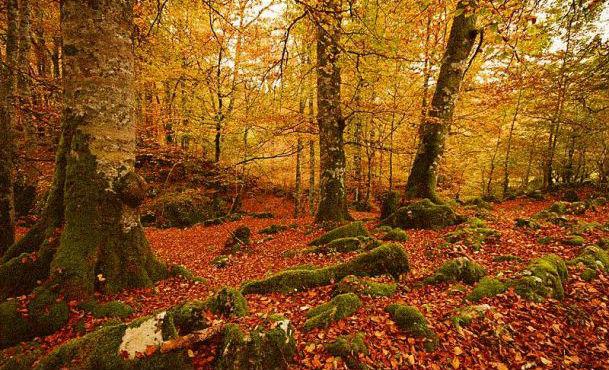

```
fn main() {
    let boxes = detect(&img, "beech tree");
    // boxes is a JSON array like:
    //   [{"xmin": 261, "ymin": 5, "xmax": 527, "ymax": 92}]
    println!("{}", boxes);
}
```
[
  {"xmin": 0, "ymin": 0, "xmax": 169, "ymax": 346},
  {"xmin": 314, "ymin": 0, "xmax": 349, "ymax": 222},
  {"xmin": 405, "ymin": 0, "xmax": 480, "ymax": 202}
]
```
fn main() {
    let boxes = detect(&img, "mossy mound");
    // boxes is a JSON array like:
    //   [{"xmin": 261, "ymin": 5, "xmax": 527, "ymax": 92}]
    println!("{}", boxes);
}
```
[
  {"xmin": 309, "ymin": 222, "xmax": 369, "ymax": 246},
  {"xmin": 514, "ymin": 254, "xmax": 568, "ymax": 302},
  {"xmin": 384, "ymin": 199, "xmax": 460, "ymax": 230},
  {"xmin": 570, "ymin": 245, "xmax": 609, "ymax": 278},
  {"xmin": 215, "ymin": 317, "xmax": 296, "ymax": 370},
  {"xmin": 385, "ymin": 304, "xmax": 437, "ymax": 351},
  {"xmin": 1, "ymin": 287, "xmax": 71, "ymax": 349},
  {"xmin": 562, "ymin": 189, "xmax": 580, "ymax": 202},
  {"xmin": 451, "ymin": 304, "xmax": 491, "ymax": 329},
  {"xmin": 444, "ymin": 218, "xmax": 500, "ymax": 251},
  {"xmin": 492, "ymin": 255, "xmax": 523, "ymax": 263},
  {"xmin": 241, "ymin": 244, "xmax": 409, "ymax": 294},
  {"xmin": 541, "ymin": 201, "xmax": 589, "ymax": 217},
  {"xmin": 0, "ymin": 344, "xmax": 43, "ymax": 370},
  {"xmin": 515, "ymin": 218, "xmax": 540, "ymax": 229},
  {"xmin": 80, "ymin": 300, "xmax": 134, "ymax": 318},
  {"xmin": 303, "ymin": 293, "xmax": 362, "ymax": 331},
  {"xmin": 538, "ymin": 236, "xmax": 553, "ymax": 244},
  {"xmin": 223, "ymin": 226, "xmax": 251, "ymax": 254},
  {"xmin": 148, "ymin": 190, "xmax": 218, "ymax": 228},
  {"xmin": 259, "ymin": 225, "xmax": 289, "ymax": 235},
  {"xmin": 334, "ymin": 275, "xmax": 397, "ymax": 297},
  {"xmin": 463, "ymin": 197, "xmax": 492, "ymax": 210},
  {"xmin": 382, "ymin": 228, "xmax": 408, "ymax": 242},
  {"xmin": 424, "ymin": 257, "xmax": 486, "ymax": 285},
  {"xmin": 205, "ymin": 287, "xmax": 248, "ymax": 318},
  {"xmin": 466, "ymin": 277, "xmax": 509, "ymax": 302},
  {"xmin": 34, "ymin": 304, "xmax": 205, "ymax": 369},
  {"xmin": 526, "ymin": 190, "xmax": 545, "ymax": 200},
  {"xmin": 211, "ymin": 255, "xmax": 230, "ymax": 268},
  {"xmin": 564, "ymin": 235, "xmax": 585, "ymax": 246},
  {"xmin": 380, "ymin": 191, "xmax": 400, "ymax": 221},
  {"xmin": 306, "ymin": 237, "xmax": 363, "ymax": 254},
  {"xmin": 325, "ymin": 332, "xmax": 369, "ymax": 369}
]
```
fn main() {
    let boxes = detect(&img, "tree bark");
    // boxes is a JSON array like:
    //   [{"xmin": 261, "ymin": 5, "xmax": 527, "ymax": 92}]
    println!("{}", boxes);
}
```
[
  {"xmin": 502, "ymin": 88, "xmax": 522, "ymax": 198},
  {"xmin": 315, "ymin": 0, "xmax": 349, "ymax": 222},
  {"xmin": 0, "ymin": 0, "xmax": 19, "ymax": 254},
  {"xmin": 18, "ymin": 0, "xmax": 37, "ymax": 179},
  {"xmin": 405, "ymin": 0, "xmax": 479, "ymax": 202}
]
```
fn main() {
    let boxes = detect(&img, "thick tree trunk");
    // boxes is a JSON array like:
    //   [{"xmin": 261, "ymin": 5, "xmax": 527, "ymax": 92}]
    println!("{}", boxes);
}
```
[
  {"xmin": 0, "ymin": 0, "xmax": 19, "ymax": 254},
  {"xmin": 405, "ymin": 0, "xmax": 478, "ymax": 202},
  {"xmin": 315, "ymin": 0, "xmax": 349, "ymax": 222},
  {"xmin": 53, "ymin": 0, "xmax": 167, "ymax": 298}
]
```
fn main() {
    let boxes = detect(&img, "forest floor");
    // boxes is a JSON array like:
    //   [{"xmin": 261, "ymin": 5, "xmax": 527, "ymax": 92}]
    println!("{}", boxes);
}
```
[{"xmin": 7, "ymin": 191, "xmax": 609, "ymax": 369}]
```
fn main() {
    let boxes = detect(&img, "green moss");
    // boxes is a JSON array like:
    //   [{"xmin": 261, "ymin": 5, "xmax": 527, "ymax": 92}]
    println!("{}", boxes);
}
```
[
  {"xmin": 492, "ymin": 255, "xmax": 523, "ymax": 262},
  {"xmin": 325, "ymin": 332, "xmax": 368, "ymax": 369},
  {"xmin": 149, "ymin": 190, "xmax": 214, "ymax": 228},
  {"xmin": 169, "ymin": 265, "xmax": 206, "ymax": 282},
  {"xmin": 385, "ymin": 304, "xmax": 437, "ymax": 351},
  {"xmin": 424, "ymin": 257, "xmax": 486, "ymax": 285},
  {"xmin": 374, "ymin": 225, "xmax": 393, "ymax": 234},
  {"xmin": 444, "ymin": 219, "xmax": 500, "ymax": 251},
  {"xmin": 334, "ymin": 275, "xmax": 397, "ymax": 297},
  {"xmin": 384, "ymin": 199, "xmax": 459, "ymax": 230},
  {"xmin": 514, "ymin": 254, "xmax": 568, "ymax": 302},
  {"xmin": 309, "ymin": 222, "xmax": 369, "ymax": 246},
  {"xmin": 241, "ymin": 244, "xmax": 409, "ymax": 294},
  {"xmin": 382, "ymin": 228, "xmax": 408, "ymax": 242},
  {"xmin": 380, "ymin": 191, "xmax": 400, "ymax": 221},
  {"xmin": 463, "ymin": 198, "xmax": 492, "ymax": 210},
  {"xmin": 28, "ymin": 288, "xmax": 69, "ymax": 339},
  {"xmin": 0, "ymin": 344, "xmax": 43, "ymax": 370},
  {"xmin": 303, "ymin": 293, "xmax": 362, "ymax": 331},
  {"xmin": 538, "ymin": 236, "xmax": 553, "ymax": 244},
  {"xmin": 570, "ymin": 245, "xmax": 609, "ymax": 274},
  {"xmin": 549, "ymin": 201, "xmax": 568, "ymax": 214},
  {"xmin": 581, "ymin": 268, "xmax": 597, "ymax": 281},
  {"xmin": 223, "ymin": 226, "xmax": 251, "ymax": 254},
  {"xmin": 205, "ymin": 287, "xmax": 248, "ymax": 318},
  {"xmin": 451, "ymin": 304, "xmax": 491, "ymax": 329},
  {"xmin": 215, "ymin": 320, "xmax": 296, "ymax": 370},
  {"xmin": 0, "ymin": 301, "xmax": 32, "ymax": 349},
  {"xmin": 515, "ymin": 218, "xmax": 540, "ymax": 229},
  {"xmin": 466, "ymin": 277, "xmax": 508, "ymax": 302},
  {"xmin": 306, "ymin": 237, "xmax": 362, "ymax": 254},
  {"xmin": 564, "ymin": 235, "xmax": 585, "ymax": 246},
  {"xmin": 259, "ymin": 225, "xmax": 289, "ymax": 235},
  {"xmin": 80, "ymin": 300, "xmax": 133, "ymax": 318},
  {"xmin": 211, "ymin": 255, "xmax": 230, "ymax": 268}
]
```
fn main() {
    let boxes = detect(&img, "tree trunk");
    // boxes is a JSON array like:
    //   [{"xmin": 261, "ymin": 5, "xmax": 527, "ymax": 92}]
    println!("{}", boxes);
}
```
[
  {"xmin": 309, "ymin": 139, "xmax": 316, "ymax": 215},
  {"xmin": 1, "ymin": 0, "xmax": 167, "ymax": 301},
  {"xmin": 405, "ymin": 0, "xmax": 478, "ymax": 202},
  {"xmin": 487, "ymin": 131, "xmax": 502, "ymax": 196},
  {"xmin": 0, "ymin": 0, "xmax": 19, "ymax": 254},
  {"xmin": 294, "ymin": 137, "xmax": 303, "ymax": 218},
  {"xmin": 314, "ymin": 0, "xmax": 349, "ymax": 222},
  {"xmin": 502, "ymin": 89, "xmax": 522, "ymax": 198}
]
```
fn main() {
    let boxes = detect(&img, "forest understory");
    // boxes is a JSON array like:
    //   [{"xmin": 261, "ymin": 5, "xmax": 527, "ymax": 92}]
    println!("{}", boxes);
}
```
[{"xmin": 3, "ymin": 185, "xmax": 608, "ymax": 369}]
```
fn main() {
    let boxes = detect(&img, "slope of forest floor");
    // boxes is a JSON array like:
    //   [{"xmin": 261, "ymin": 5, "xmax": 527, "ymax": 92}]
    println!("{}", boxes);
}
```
[{"xmin": 5, "ymin": 191, "xmax": 609, "ymax": 369}]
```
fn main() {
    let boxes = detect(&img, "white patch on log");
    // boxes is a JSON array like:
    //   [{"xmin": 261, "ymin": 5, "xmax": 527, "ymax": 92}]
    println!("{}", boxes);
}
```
[{"xmin": 119, "ymin": 311, "xmax": 166, "ymax": 359}]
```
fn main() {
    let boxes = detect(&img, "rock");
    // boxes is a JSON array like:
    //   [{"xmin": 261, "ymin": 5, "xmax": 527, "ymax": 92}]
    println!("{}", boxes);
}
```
[
  {"xmin": 385, "ymin": 304, "xmax": 438, "ymax": 351},
  {"xmin": 466, "ymin": 277, "xmax": 508, "ymax": 302},
  {"xmin": 309, "ymin": 222, "xmax": 369, "ymax": 246},
  {"xmin": 424, "ymin": 257, "xmax": 486, "ymax": 285},
  {"xmin": 384, "ymin": 199, "xmax": 460, "ymax": 230},
  {"xmin": 303, "ymin": 293, "xmax": 362, "ymax": 331}
]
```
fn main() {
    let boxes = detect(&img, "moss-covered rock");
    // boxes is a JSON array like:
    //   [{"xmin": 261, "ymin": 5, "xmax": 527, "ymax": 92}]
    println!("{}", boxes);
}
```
[
  {"xmin": 451, "ymin": 304, "xmax": 491, "ymax": 329},
  {"xmin": 259, "ymin": 225, "xmax": 289, "ymax": 235},
  {"xmin": 463, "ymin": 197, "xmax": 492, "ymax": 210},
  {"xmin": 169, "ymin": 264, "xmax": 206, "ymax": 282},
  {"xmin": 148, "ymin": 190, "xmax": 216, "ymax": 228},
  {"xmin": 466, "ymin": 277, "xmax": 509, "ymax": 302},
  {"xmin": 515, "ymin": 218, "xmax": 540, "ymax": 229},
  {"xmin": 492, "ymin": 255, "xmax": 523, "ymax": 263},
  {"xmin": 570, "ymin": 245, "xmax": 609, "ymax": 277},
  {"xmin": 241, "ymin": 244, "xmax": 409, "ymax": 294},
  {"xmin": 384, "ymin": 199, "xmax": 460, "ymax": 230},
  {"xmin": 205, "ymin": 287, "xmax": 248, "ymax": 318},
  {"xmin": 303, "ymin": 293, "xmax": 362, "ymax": 331},
  {"xmin": 80, "ymin": 300, "xmax": 134, "ymax": 318},
  {"xmin": 0, "ymin": 344, "xmax": 43, "ymax": 370},
  {"xmin": 514, "ymin": 254, "xmax": 568, "ymax": 302},
  {"xmin": 562, "ymin": 189, "xmax": 580, "ymax": 202},
  {"xmin": 538, "ymin": 236, "xmax": 553, "ymax": 245},
  {"xmin": 424, "ymin": 257, "xmax": 486, "ymax": 285},
  {"xmin": 309, "ymin": 222, "xmax": 369, "ymax": 246},
  {"xmin": 564, "ymin": 235, "xmax": 585, "ymax": 246},
  {"xmin": 211, "ymin": 255, "xmax": 230, "ymax": 268},
  {"xmin": 527, "ymin": 190, "xmax": 545, "ymax": 200},
  {"xmin": 334, "ymin": 275, "xmax": 397, "ymax": 297},
  {"xmin": 0, "ymin": 301, "xmax": 32, "ymax": 349},
  {"xmin": 382, "ymin": 228, "xmax": 408, "ymax": 242},
  {"xmin": 223, "ymin": 226, "xmax": 251, "ymax": 254},
  {"xmin": 215, "ymin": 317, "xmax": 296, "ymax": 370},
  {"xmin": 444, "ymin": 219, "xmax": 500, "ymax": 251},
  {"xmin": 306, "ymin": 237, "xmax": 363, "ymax": 254},
  {"xmin": 581, "ymin": 268, "xmax": 597, "ymax": 281},
  {"xmin": 380, "ymin": 191, "xmax": 400, "ymax": 221},
  {"xmin": 325, "ymin": 332, "xmax": 369, "ymax": 369},
  {"xmin": 385, "ymin": 304, "xmax": 437, "ymax": 351}
]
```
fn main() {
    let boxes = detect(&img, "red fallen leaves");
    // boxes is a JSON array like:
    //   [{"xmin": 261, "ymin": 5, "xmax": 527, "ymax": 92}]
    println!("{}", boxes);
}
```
[{"xmin": 5, "ymin": 192, "xmax": 609, "ymax": 369}]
